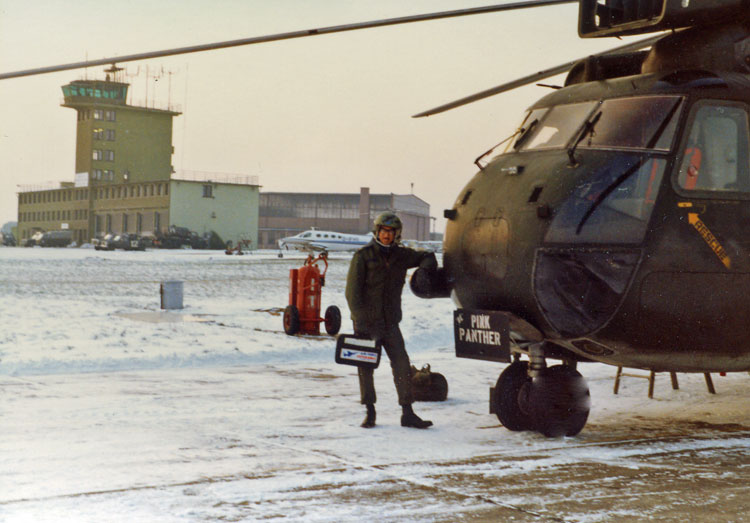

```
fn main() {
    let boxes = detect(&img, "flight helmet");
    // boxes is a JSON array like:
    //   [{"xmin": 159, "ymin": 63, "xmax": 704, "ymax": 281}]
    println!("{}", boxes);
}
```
[{"xmin": 373, "ymin": 211, "xmax": 402, "ymax": 244}]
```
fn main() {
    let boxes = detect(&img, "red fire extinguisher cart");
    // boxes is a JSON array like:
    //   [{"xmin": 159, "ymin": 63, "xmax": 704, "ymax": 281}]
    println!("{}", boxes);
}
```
[{"xmin": 283, "ymin": 253, "xmax": 341, "ymax": 336}]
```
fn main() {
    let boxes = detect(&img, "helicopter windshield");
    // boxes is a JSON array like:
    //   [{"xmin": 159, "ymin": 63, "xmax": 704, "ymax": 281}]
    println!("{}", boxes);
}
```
[
  {"xmin": 545, "ymin": 155, "xmax": 668, "ymax": 244},
  {"xmin": 580, "ymin": 96, "xmax": 682, "ymax": 151},
  {"xmin": 517, "ymin": 102, "xmax": 598, "ymax": 151},
  {"xmin": 515, "ymin": 96, "xmax": 683, "ymax": 153}
]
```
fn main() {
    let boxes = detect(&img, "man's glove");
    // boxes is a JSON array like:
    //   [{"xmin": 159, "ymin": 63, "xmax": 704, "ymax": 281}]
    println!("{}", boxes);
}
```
[{"xmin": 418, "ymin": 254, "xmax": 438, "ymax": 272}]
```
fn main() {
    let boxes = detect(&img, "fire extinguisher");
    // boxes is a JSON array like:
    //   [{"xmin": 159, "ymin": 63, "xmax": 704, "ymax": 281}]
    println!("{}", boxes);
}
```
[{"xmin": 283, "ymin": 253, "xmax": 341, "ymax": 336}]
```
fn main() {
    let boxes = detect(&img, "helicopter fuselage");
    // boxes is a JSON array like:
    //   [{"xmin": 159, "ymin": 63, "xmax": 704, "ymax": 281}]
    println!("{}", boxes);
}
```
[{"xmin": 444, "ymin": 70, "xmax": 750, "ymax": 373}]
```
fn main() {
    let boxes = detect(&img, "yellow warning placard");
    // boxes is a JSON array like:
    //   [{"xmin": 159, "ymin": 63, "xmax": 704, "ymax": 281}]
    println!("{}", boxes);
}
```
[{"xmin": 688, "ymin": 213, "xmax": 731, "ymax": 269}]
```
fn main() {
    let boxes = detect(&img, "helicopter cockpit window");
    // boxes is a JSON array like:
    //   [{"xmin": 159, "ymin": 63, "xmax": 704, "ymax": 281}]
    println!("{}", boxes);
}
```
[
  {"xmin": 581, "ymin": 96, "xmax": 683, "ymax": 152},
  {"xmin": 545, "ymin": 155, "xmax": 668, "ymax": 244},
  {"xmin": 676, "ymin": 103, "xmax": 750, "ymax": 193},
  {"xmin": 518, "ymin": 102, "xmax": 598, "ymax": 151}
]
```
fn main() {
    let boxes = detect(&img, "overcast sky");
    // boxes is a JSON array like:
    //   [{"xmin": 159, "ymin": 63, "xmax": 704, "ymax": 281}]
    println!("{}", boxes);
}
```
[{"xmin": 0, "ymin": 0, "xmax": 630, "ymax": 232}]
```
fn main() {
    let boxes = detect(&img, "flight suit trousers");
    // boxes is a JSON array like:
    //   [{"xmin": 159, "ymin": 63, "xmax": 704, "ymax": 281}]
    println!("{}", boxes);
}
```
[{"xmin": 357, "ymin": 323, "xmax": 414, "ymax": 406}]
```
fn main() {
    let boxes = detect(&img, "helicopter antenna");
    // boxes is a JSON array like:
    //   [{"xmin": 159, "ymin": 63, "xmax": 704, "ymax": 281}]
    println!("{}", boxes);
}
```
[{"xmin": 0, "ymin": 1, "xmax": 576, "ymax": 81}]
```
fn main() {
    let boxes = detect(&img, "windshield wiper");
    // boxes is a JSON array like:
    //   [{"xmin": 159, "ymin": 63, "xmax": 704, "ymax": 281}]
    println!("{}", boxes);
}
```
[
  {"xmin": 567, "ymin": 110, "xmax": 602, "ymax": 166},
  {"xmin": 574, "ymin": 99, "xmax": 682, "ymax": 234},
  {"xmin": 512, "ymin": 118, "xmax": 539, "ymax": 150},
  {"xmin": 575, "ymin": 159, "xmax": 643, "ymax": 235},
  {"xmin": 645, "ymin": 98, "xmax": 683, "ymax": 149}
]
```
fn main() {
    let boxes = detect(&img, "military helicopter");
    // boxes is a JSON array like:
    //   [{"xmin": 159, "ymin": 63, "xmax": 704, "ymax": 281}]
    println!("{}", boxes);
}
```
[
  {"xmin": 3, "ymin": 0, "xmax": 750, "ymax": 438},
  {"xmin": 410, "ymin": 0, "xmax": 750, "ymax": 437}
]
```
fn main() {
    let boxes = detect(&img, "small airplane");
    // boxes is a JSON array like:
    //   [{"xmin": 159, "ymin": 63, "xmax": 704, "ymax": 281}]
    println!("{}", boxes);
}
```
[{"xmin": 277, "ymin": 229, "xmax": 371, "ymax": 256}]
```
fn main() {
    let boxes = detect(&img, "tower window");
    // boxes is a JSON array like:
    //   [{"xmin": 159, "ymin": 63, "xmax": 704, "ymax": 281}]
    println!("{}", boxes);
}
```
[{"xmin": 203, "ymin": 185, "xmax": 213, "ymax": 198}]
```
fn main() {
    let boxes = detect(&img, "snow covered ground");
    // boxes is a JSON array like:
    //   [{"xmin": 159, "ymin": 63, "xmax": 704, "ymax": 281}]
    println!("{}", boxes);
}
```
[{"xmin": 1, "ymin": 247, "xmax": 749, "ymax": 522}]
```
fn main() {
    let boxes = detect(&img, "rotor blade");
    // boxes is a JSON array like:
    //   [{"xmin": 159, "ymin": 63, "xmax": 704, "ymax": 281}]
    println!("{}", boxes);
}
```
[
  {"xmin": 412, "ymin": 33, "xmax": 665, "ymax": 118},
  {"xmin": 0, "ymin": 0, "xmax": 576, "ymax": 81}
]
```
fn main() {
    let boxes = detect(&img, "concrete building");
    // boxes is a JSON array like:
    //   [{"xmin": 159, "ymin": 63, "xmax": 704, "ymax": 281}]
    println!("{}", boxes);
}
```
[
  {"xmin": 258, "ymin": 187, "xmax": 430, "ymax": 249},
  {"xmin": 16, "ymin": 70, "xmax": 259, "ymax": 248}
]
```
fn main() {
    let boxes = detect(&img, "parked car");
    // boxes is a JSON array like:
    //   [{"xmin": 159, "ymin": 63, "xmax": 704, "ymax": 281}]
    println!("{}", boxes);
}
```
[
  {"xmin": 123, "ymin": 234, "xmax": 148, "ymax": 251},
  {"xmin": 24, "ymin": 231, "xmax": 45, "ymax": 247},
  {"xmin": 0, "ymin": 232, "xmax": 16, "ymax": 246},
  {"xmin": 39, "ymin": 230, "xmax": 73, "ymax": 247},
  {"xmin": 96, "ymin": 233, "xmax": 117, "ymax": 251}
]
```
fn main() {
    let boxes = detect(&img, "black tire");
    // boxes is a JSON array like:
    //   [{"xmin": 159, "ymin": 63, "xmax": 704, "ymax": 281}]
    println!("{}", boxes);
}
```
[
  {"xmin": 283, "ymin": 305, "xmax": 300, "ymax": 335},
  {"xmin": 529, "ymin": 365, "xmax": 590, "ymax": 438},
  {"xmin": 493, "ymin": 361, "xmax": 535, "ymax": 431},
  {"xmin": 324, "ymin": 305, "xmax": 341, "ymax": 335}
]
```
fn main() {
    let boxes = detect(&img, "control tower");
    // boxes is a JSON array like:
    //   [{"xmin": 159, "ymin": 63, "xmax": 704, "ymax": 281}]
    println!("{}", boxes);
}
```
[{"xmin": 60, "ymin": 66, "xmax": 181, "ymax": 187}]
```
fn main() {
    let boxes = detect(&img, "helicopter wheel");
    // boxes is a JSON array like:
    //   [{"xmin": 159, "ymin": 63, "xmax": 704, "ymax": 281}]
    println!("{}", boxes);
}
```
[
  {"xmin": 526, "ymin": 365, "xmax": 590, "ymax": 438},
  {"xmin": 492, "ymin": 361, "xmax": 535, "ymax": 431}
]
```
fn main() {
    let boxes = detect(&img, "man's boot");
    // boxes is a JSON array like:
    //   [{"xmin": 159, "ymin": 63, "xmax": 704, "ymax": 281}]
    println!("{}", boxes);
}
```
[
  {"xmin": 401, "ymin": 404, "xmax": 432, "ymax": 429},
  {"xmin": 361, "ymin": 403, "xmax": 376, "ymax": 428}
]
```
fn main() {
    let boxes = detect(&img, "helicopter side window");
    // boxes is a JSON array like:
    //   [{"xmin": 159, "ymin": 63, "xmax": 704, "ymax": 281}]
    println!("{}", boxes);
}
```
[
  {"xmin": 519, "ymin": 102, "xmax": 598, "ymax": 151},
  {"xmin": 677, "ymin": 103, "xmax": 750, "ymax": 193}
]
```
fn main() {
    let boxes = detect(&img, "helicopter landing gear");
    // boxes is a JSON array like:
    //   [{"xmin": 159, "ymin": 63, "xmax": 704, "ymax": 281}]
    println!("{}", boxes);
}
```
[
  {"xmin": 492, "ymin": 360, "xmax": 534, "ymax": 431},
  {"xmin": 524, "ymin": 365, "xmax": 590, "ymax": 437},
  {"xmin": 494, "ymin": 344, "xmax": 591, "ymax": 437}
]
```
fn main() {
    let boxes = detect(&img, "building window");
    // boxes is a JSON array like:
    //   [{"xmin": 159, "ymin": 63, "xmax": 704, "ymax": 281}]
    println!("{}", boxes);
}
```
[
  {"xmin": 154, "ymin": 211, "xmax": 161, "ymax": 232},
  {"xmin": 106, "ymin": 129, "xmax": 115, "ymax": 141},
  {"xmin": 104, "ymin": 150, "xmax": 114, "ymax": 162},
  {"xmin": 106, "ymin": 214, "xmax": 112, "ymax": 233},
  {"xmin": 136, "ymin": 213, "xmax": 142, "ymax": 233},
  {"xmin": 93, "ymin": 128, "xmax": 104, "ymax": 140},
  {"xmin": 105, "ymin": 110, "xmax": 116, "ymax": 121},
  {"xmin": 202, "ymin": 184, "xmax": 213, "ymax": 198},
  {"xmin": 93, "ymin": 149, "xmax": 103, "ymax": 161},
  {"xmin": 123, "ymin": 213, "xmax": 128, "ymax": 233},
  {"xmin": 93, "ymin": 110, "xmax": 103, "ymax": 120}
]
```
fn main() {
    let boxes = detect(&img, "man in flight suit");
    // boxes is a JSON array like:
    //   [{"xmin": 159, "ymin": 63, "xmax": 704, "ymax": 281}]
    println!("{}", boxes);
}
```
[{"xmin": 345, "ymin": 211, "xmax": 437, "ymax": 429}]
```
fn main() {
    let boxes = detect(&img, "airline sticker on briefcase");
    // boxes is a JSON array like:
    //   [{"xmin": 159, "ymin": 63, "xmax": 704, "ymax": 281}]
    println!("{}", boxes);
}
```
[{"xmin": 335, "ymin": 334, "xmax": 382, "ymax": 369}]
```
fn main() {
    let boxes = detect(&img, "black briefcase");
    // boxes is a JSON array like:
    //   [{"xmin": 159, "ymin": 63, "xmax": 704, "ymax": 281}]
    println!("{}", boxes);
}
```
[{"xmin": 335, "ymin": 334, "xmax": 382, "ymax": 369}]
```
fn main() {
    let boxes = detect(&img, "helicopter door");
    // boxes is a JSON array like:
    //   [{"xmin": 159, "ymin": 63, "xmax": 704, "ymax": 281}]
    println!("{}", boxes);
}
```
[
  {"xmin": 673, "ymin": 101, "xmax": 750, "ymax": 266},
  {"xmin": 639, "ymin": 101, "xmax": 750, "ymax": 349}
]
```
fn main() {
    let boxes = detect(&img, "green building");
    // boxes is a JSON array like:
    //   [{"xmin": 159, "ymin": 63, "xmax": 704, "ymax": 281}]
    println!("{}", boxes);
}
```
[{"xmin": 16, "ymin": 71, "xmax": 259, "ymax": 248}]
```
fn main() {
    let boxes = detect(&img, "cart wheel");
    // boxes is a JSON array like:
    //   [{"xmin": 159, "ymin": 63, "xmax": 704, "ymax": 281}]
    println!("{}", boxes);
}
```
[
  {"xmin": 283, "ymin": 305, "xmax": 300, "ymax": 335},
  {"xmin": 324, "ymin": 305, "xmax": 341, "ymax": 335}
]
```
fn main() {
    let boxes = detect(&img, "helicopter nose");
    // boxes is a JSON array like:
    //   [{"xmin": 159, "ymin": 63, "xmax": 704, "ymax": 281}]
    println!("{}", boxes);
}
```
[{"xmin": 460, "ymin": 211, "xmax": 511, "ymax": 280}]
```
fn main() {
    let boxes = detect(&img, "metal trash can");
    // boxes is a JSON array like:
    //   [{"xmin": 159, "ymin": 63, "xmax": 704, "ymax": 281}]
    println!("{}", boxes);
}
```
[{"xmin": 160, "ymin": 280, "xmax": 184, "ymax": 310}]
